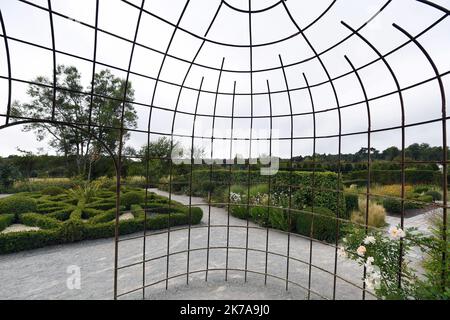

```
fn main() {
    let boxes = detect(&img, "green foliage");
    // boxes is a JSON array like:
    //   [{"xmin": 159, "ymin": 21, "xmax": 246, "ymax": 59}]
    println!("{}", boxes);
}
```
[
  {"xmin": 250, "ymin": 206, "xmax": 270, "ymax": 226},
  {"xmin": 0, "ymin": 162, "xmax": 21, "ymax": 190},
  {"xmin": 424, "ymin": 190, "xmax": 442, "ymax": 201},
  {"xmin": 296, "ymin": 207, "xmax": 337, "ymax": 243},
  {"xmin": 346, "ymin": 169, "xmax": 442, "ymax": 186},
  {"xmin": 415, "ymin": 216, "xmax": 450, "ymax": 300},
  {"xmin": 130, "ymin": 204, "xmax": 145, "ymax": 218},
  {"xmin": 268, "ymin": 207, "xmax": 290, "ymax": 232},
  {"xmin": 382, "ymin": 197, "xmax": 428, "ymax": 214},
  {"xmin": 85, "ymin": 199, "xmax": 116, "ymax": 211},
  {"xmin": 230, "ymin": 204, "xmax": 249, "ymax": 219},
  {"xmin": 41, "ymin": 186, "xmax": 66, "ymax": 196},
  {"xmin": 170, "ymin": 170, "xmax": 346, "ymax": 215},
  {"xmin": 11, "ymin": 65, "xmax": 137, "ymax": 178},
  {"xmin": 345, "ymin": 194, "xmax": 359, "ymax": 214},
  {"xmin": 46, "ymin": 207, "xmax": 74, "ymax": 221},
  {"xmin": 68, "ymin": 182, "xmax": 101, "ymax": 204},
  {"xmin": 417, "ymin": 195, "xmax": 433, "ymax": 203},
  {"xmin": 20, "ymin": 213, "xmax": 61, "ymax": 229},
  {"xmin": 413, "ymin": 186, "xmax": 430, "ymax": 194},
  {"xmin": 0, "ymin": 214, "xmax": 15, "ymax": 231},
  {"xmin": 0, "ymin": 187, "xmax": 203, "ymax": 254},
  {"xmin": 342, "ymin": 225, "xmax": 425, "ymax": 300},
  {"xmin": 0, "ymin": 229, "xmax": 60, "ymax": 254},
  {"xmin": 89, "ymin": 209, "xmax": 116, "ymax": 224},
  {"xmin": 0, "ymin": 196, "xmax": 37, "ymax": 216},
  {"xmin": 58, "ymin": 219, "xmax": 85, "ymax": 243},
  {"xmin": 121, "ymin": 191, "xmax": 144, "ymax": 209}
]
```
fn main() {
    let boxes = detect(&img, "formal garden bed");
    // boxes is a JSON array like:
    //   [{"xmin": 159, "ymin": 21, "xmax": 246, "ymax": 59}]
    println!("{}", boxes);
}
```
[{"xmin": 0, "ymin": 182, "xmax": 202, "ymax": 254}]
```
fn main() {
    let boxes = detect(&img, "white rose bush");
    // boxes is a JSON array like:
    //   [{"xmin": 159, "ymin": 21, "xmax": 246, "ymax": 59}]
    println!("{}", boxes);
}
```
[{"xmin": 341, "ymin": 224, "xmax": 426, "ymax": 299}]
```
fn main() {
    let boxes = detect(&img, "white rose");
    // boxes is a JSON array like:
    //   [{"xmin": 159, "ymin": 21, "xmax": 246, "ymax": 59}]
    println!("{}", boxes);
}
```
[
  {"xmin": 388, "ymin": 226, "xmax": 406, "ymax": 240},
  {"xmin": 357, "ymin": 245, "xmax": 367, "ymax": 257},
  {"xmin": 363, "ymin": 236, "xmax": 376, "ymax": 245}
]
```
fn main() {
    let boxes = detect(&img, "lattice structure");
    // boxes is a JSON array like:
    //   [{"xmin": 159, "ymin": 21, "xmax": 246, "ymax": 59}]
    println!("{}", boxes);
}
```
[{"xmin": 0, "ymin": 0, "xmax": 448, "ymax": 300}]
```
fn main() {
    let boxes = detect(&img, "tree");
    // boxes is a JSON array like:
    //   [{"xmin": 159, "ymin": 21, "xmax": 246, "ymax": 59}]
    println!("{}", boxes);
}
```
[
  {"xmin": 11, "ymin": 65, "xmax": 137, "ymax": 178},
  {"xmin": 0, "ymin": 162, "xmax": 21, "ymax": 189},
  {"xmin": 382, "ymin": 146, "xmax": 400, "ymax": 161}
]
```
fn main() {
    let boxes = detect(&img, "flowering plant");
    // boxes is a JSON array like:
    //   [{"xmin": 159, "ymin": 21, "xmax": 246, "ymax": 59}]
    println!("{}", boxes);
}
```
[{"xmin": 341, "ymin": 224, "xmax": 426, "ymax": 299}]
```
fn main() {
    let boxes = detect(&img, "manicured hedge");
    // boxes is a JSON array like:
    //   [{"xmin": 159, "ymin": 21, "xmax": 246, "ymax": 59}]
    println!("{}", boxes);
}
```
[
  {"xmin": 41, "ymin": 186, "xmax": 66, "ymax": 196},
  {"xmin": 166, "ymin": 170, "xmax": 346, "ymax": 215},
  {"xmin": 19, "ymin": 213, "xmax": 61, "ymax": 229},
  {"xmin": 296, "ymin": 207, "xmax": 338, "ymax": 243},
  {"xmin": 0, "ymin": 214, "xmax": 15, "ymax": 232},
  {"xmin": 382, "ymin": 197, "xmax": 432, "ymax": 214},
  {"xmin": 0, "ymin": 229, "xmax": 61, "ymax": 253},
  {"xmin": 0, "ymin": 207, "xmax": 203, "ymax": 254},
  {"xmin": 344, "ymin": 194, "xmax": 359, "ymax": 216},
  {"xmin": 425, "ymin": 190, "xmax": 442, "ymax": 201},
  {"xmin": 121, "ymin": 191, "xmax": 144, "ymax": 209},
  {"xmin": 345, "ymin": 169, "xmax": 443, "ymax": 186},
  {"xmin": 46, "ymin": 207, "xmax": 75, "ymax": 221},
  {"xmin": 0, "ymin": 196, "xmax": 37, "ymax": 217}
]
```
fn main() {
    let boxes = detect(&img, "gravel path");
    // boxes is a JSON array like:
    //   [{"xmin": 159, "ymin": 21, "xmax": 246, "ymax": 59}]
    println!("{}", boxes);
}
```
[
  {"xmin": 1, "ymin": 224, "xmax": 40, "ymax": 234},
  {"xmin": 0, "ymin": 189, "xmax": 369, "ymax": 300}
]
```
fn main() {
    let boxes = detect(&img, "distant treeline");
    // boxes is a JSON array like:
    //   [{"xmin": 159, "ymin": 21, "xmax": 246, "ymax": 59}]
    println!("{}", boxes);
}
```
[{"xmin": 0, "ymin": 143, "xmax": 445, "ymax": 189}]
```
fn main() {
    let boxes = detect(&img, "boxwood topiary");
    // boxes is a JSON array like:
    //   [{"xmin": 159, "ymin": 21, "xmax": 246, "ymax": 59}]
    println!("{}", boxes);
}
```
[
  {"xmin": 58, "ymin": 219, "xmax": 85, "ymax": 242},
  {"xmin": 425, "ymin": 190, "xmax": 442, "ymax": 201},
  {"xmin": 0, "ymin": 196, "xmax": 37, "ymax": 216},
  {"xmin": 250, "ymin": 206, "xmax": 270, "ymax": 226},
  {"xmin": 0, "ymin": 214, "xmax": 15, "ymax": 232},
  {"xmin": 41, "ymin": 186, "xmax": 66, "ymax": 196},
  {"xmin": 19, "ymin": 213, "xmax": 61, "ymax": 229},
  {"xmin": 230, "ymin": 204, "xmax": 249, "ymax": 219},
  {"xmin": 296, "ymin": 207, "xmax": 337, "ymax": 243},
  {"xmin": 344, "ymin": 194, "xmax": 359, "ymax": 216},
  {"xmin": 121, "ymin": 191, "xmax": 144, "ymax": 209}
]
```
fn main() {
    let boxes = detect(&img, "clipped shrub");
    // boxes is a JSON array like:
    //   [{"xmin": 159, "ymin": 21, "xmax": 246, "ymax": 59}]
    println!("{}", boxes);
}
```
[
  {"xmin": 0, "ymin": 214, "xmax": 15, "ymax": 231},
  {"xmin": 413, "ymin": 186, "xmax": 430, "ymax": 194},
  {"xmin": 46, "ymin": 207, "xmax": 74, "ymax": 221},
  {"xmin": 58, "ymin": 219, "xmax": 85, "ymax": 242},
  {"xmin": 418, "ymin": 195, "xmax": 433, "ymax": 203},
  {"xmin": 41, "ymin": 186, "xmax": 66, "ymax": 196},
  {"xmin": 131, "ymin": 204, "xmax": 145, "ymax": 218},
  {"xmin": 188, "ymin": 207, "xmax": 203, "ymax": 224},
  {"xmin": 230, "ymin": 204, "xmax": 249, "ymax": 219},
  {"xmin": 86, "ymin": 199, "xmax": 116, "ymax": 211},
  {"xmin": 345, "ymin": 194, "xmax": 359, "ymax": 215},
  {"xmin": 0, "ymin": 196, "xmax": 37, "ymax": 216},
  {"xmin": 144, "ymin": 203, "xmax": 185, "ymax": 214},
  {"xmin": 81, "ymin": 207, "xmax": 104, "ymax": 219},
  {"xmin": 0, "ymin": 229, "xmax": 60, "ymax": 254},
  {"xmin": 89, "ymin": 209, "xmax": 116, "ymax": 224},
  {"xmin": 121, "ymin": 191, "xmax": 144, "ymax": 209},
  {"xmin": 19, "ymin": 213, "xmax": 61, "ymax": 229},
  {"xmin": 36, "ymin": 201, "xmax": 68, "ymax": 214},
  {"xmin": 269, "ymin": 207, "xmax": 290, "ymax": 232},
  {"xmin": 382, "ymin": 198, "xmax": 402, "ymax": 214},
  {"xmin": 70, "ymin": 208, "xmax": 83, "ymax": 220},
  {"xmin": 250, "ymin": 206, "xmax": 270, "ymax": 226},
  {"xmin": 383, "ymin": 198, "xmax": 426, "ymax": 214},
  {"xmin": 296, "ymin": 207, "xmax": 337, "ymax": 243},
  {"xmin": 425, "ymin": 190, "xmax": 442, "ymax": 201}
]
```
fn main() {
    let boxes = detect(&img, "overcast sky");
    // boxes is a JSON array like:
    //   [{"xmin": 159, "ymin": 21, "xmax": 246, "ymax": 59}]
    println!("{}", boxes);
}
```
[{"xmin": 0, "ymin": 0, "xmax": 449, "ymax": 158}]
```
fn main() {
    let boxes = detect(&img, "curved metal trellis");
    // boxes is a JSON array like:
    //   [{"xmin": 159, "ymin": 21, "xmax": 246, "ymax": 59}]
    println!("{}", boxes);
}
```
[{"xmin": 0, "ymin": 0, "xmax": 448, "ymax": 300}]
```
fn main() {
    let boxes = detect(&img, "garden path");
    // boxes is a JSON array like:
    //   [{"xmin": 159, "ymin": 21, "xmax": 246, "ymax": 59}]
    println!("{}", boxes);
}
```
[{"xmin": 0, "ymin": 189, "xmax": 370, "ymax": 300}]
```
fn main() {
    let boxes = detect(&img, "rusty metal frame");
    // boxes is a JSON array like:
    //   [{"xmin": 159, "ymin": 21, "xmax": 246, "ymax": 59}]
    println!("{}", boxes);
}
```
[{"xmin": 0, "ymin": 0, "xmax": 448, "ymax": 300}]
